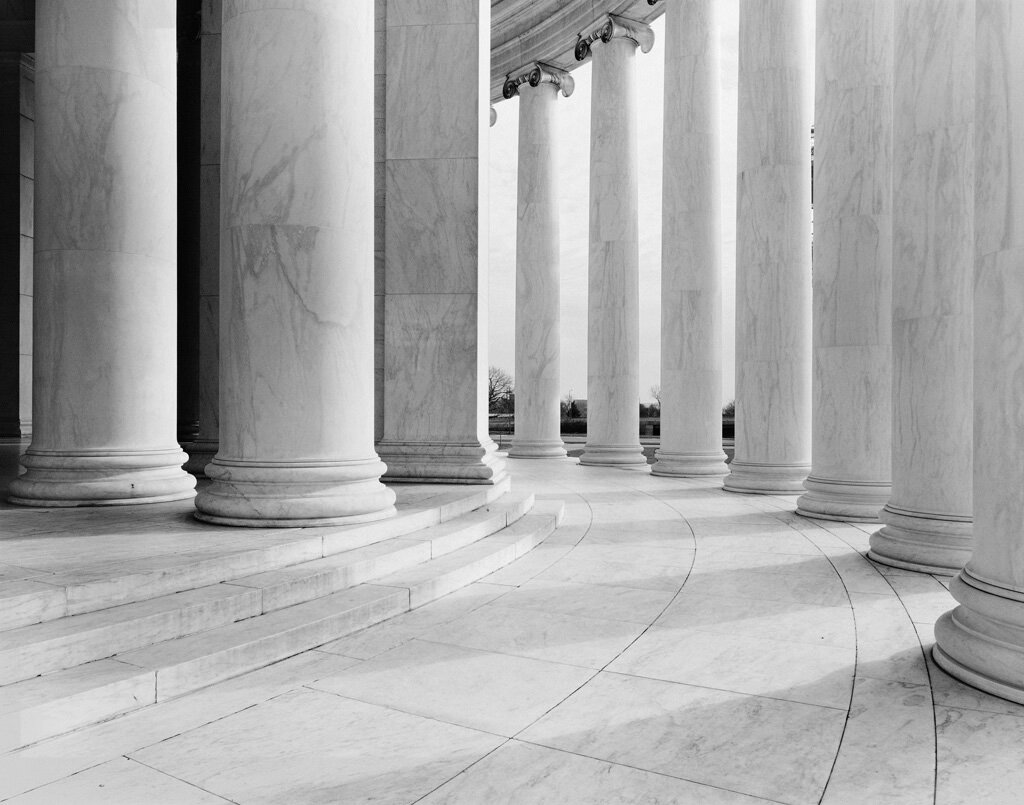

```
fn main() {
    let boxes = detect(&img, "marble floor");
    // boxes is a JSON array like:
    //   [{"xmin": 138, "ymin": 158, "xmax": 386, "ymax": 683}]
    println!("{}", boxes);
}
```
[{"xmin": 2, "ymin": 451, "xmax": 1024, "ymax": 804}]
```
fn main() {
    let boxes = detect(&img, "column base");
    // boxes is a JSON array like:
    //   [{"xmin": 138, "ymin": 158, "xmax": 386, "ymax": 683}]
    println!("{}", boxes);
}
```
[
  {"xmin": 933, "ymin": 568, "xmax": 1024, "ymax": 705},
  {"xmin": 8, "ymin": 448, "xmax": 197, "ymax": 507},
  {"xmin": 508, "ymin": 438, "xmax": 568, "ymax": 459},
  {"xmin": 194, "ymin": 456, "xmax": 396, "ymax": 526},
  {"xmin": 868, "ymin": 504, "xmax": 972, "ymax": 573},
  {"xmin": 579, "ymin": 442, "xmax": 646, "ymax": 467},
  {"xmin": 376, "ymin": 439, "xmax": 508, "ymax": 485},
  {"xmin": 651, "ymin": 449, "xmax": 728, "ymax": 477},
  {"xmin": 182, "ymin": 439, "xmax": 219, "ymax": 477},
  {"xmin": 723, "ymin": 460, "xmax": 809, "ymax": 494},
  {"xmin": 796, "ymin": 475, "xmax": 889, "ymax": 522}
]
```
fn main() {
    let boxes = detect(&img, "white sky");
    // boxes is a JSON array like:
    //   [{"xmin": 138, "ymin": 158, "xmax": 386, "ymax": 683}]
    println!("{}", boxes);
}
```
[{"xmin": 487, "ymin": 2, "xmax": 740, "ymax": 406}]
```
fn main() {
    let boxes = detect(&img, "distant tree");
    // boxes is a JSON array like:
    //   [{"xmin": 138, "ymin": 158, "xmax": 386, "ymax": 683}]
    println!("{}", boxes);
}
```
[
  {"xmin": 649, "ymin": 384, "xmax": 662, "ymax": 416},
  {"xmin": 488, "ymin": 366, "xmax": 514, "ymax": 413},
  {"xmin": 562, "ymin": 389, "xmax": 582, "ymax": 419},
  {"xmin": 722, "ymin": 399, "xmax": 736, "ymax": 417}
]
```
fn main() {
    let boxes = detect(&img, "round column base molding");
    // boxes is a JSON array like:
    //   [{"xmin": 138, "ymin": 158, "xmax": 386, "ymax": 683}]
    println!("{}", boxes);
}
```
[
  {"xmin": 578, "ymin": 443, "xmax": 647, "ymax": 467},
  {"xmin": 377, "ymin": 440, "xmax": 509, "ymax": 485},
  {"xmin": 933, "ymin": 570, "xmax": 1024, "ymax": 705},
  {"xmin": 867, "ymin": 504, "xmax": 972, "ymax": 573},
  {"xmin": 723, "ymin": 460, "xmax": 809, "ymax": 495},
  {"xmin": 795, "ymin": 475, "xmax": 890, "ymax": 522},
  {"xmin": 8, "ymin": 447, "xmax": 197, "ymax": 507},
  {"xmin": 508, "ymin": 439, "xmax": 568, "ymax": 459},
  {"xmin": 182, "ymin": 440, "xmax": 219, "ymax": 477},
  {"xmin": 195, "ymin": 456, "xmax": 396, "ymax": 527},
  {"xmin": 651, "ymin": 449, "xmax": 728, "ymax": 478}
]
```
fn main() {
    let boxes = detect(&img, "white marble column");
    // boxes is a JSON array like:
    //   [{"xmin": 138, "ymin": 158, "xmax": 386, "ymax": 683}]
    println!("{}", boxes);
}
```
[
  {"xmin": 724, "ymin": 0, "xmax": 814, "ymax": 495},
  {"xmin": 935, "ymin": 0, "xmax": 1024, "ymax": 703},
  {"xmin": 376, "ymin": 0, "xmax": 506, "ymax": 485},
  {"xmin": 796, "ymin": 0, "xmax": 893, "ymax": 520},
  {"xmin": 505, "ymin": 63, "xmax": 571, "ymax": 460},
  {"xmin": 652, "ymin": 0, "xmax": 728, "ymax": 478},
  {"xmin": 195, "ymin": 0, "xmax": 395, "ymax": 525},
  {"xmin": 577, "ymin": 15, "xmax": 653, "ymax": 468},
  {"xmin": 9, "ymin": 0, "xmax": 195, "ymax": 506},
  {"xmin": 868, "ymin": 0, "xmax": 973, "ymax": 571}
]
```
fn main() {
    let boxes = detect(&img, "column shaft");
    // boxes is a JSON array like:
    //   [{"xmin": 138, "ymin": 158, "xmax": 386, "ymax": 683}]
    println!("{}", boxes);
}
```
[
  {"xmin": 10, "ymin": 0, "xmax": 195, "ymax": 506},
  {"xmin": 376, "ymin": 0, "xmax": 506, "ymax": 484},
  {"xmin": 797, "ymin": 0, "xmax": 893, "ymax": 520},
  {"xmin": 724, "ymin": 0, "xmax": 814, "ymax": 494},
  {"xmin": 869, "ymin": 0, "xmax": 973, "ymax": 571},
  {"xmin": 509, "ymin": 70, "xmax": 567, "ymax": 459},
  {"xmin": 195, "ymin": 0, "xmax": 395, "ymax": 525},
  {"xmin": 579, "ymin": 17, "xmax": 649, "ymax": 468},
  {"xmin": 934, "ymin": 0, "xmax": 1024, "ymax": 703},
  {"xmin": 652, "ymin": 0, "xmax": 728, "ymax": 478}
]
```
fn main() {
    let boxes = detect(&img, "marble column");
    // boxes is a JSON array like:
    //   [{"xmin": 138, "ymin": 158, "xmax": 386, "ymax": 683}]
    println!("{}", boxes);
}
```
[
  {"xmin": 934, "ymin": 0, "xmax": 1024, "ymax": 703},
  {"xmin": 796, "ymin": 0, "xmax": 893, "ymax": 520},
  {"xmin": 9, "ymin": 0, "xmax": 195, "ymax": 506},
  {"xmin": 725, "ymin": 0, "xmax": 814, "ymax": 495},
  {"xmin": 576, "ymin": 15, "xmax": 653, "ymax": 468},
  {"xmin": 195, "ymin": 0, "xmax": 395, "ymax": 525},
  {"xmin": 183, "ymin": 0, "xmax": 222, "ymax": 475},
  {"xmin": 505, "ymin": 63, "xmax": 572, "ymax": 460},
  {"xmin": 376, "ymin": 0, "xmax": 507, "ymax": 485},
  {"xmin": 651, "ymin": 0, "xmax": 728, "ymax": 478},
  {"xmin": 868, "ymin": 0, "xmax": 973, "ymax": 571}
]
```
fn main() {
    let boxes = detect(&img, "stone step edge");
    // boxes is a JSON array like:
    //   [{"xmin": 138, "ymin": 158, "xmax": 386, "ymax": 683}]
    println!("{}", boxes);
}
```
[
  {"xmin": 0, "ymin": 500, "xmax": 564, "ymax": 753},
  {"xmin": 0, "ymin": 477, "xmax": 512, "ymax": 632},
  {"xmin": 0, "ymin": 490, "xmax": 533, "ymax": 688}
]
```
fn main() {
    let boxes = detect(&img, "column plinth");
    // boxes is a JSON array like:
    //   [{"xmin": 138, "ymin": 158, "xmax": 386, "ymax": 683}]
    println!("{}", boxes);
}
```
[
  {"xmin": 868, "ymin": 505, "xmax": 972, "ymax": 573},
  {"xmin": 724, "ymin": 0, "xmax": 813, "ymax": 496},
  {"xmin": 506, "ymin": 64, "xmax": 570, "ymax": 461},
  {"xmin": 933, "ymin": 0, "xmax": 1024, "ymax": 703},
  {"xmin": 577, "ymin": 15, "xmax": 651, "ymax": 469},
  {"xmin": 10, "ymin": 0, "xmax": 195, "ymax": 507},
  {"xmin": 651, "ymin": 0, "xmax": 727, "ymax": 480},
  {"xmin": 195, "ymin": 0, "xmax": 394, "ymax": 526},
  {"xmin": 869, "ymin": 0, "xmax": 973, "ymax": 571}
]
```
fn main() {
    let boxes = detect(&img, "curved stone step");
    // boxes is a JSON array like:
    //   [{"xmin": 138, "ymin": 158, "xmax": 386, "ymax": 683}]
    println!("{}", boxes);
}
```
[
  {"xmin": 0, "ymin": 479, "xmax": 511, "ymax": 632},
  {"xmin": 0, "ymin": 500, "xmax": 563, "ymax": 752},
  {"xmin": 0, "ymin": 492, "xmax": 534, "ymax": 687}
]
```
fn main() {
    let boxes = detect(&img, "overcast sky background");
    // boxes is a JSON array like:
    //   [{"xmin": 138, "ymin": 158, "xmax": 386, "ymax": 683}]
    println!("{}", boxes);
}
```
[{"xmin": 487, "ymin": 2, "xmax": 741, "ymax": 406}]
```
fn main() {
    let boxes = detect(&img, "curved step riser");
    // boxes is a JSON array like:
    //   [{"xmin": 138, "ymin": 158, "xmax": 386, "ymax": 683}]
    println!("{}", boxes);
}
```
[
  {"xmin": 0, "ymin": 501, "xmax": 561, "ymax": 753},
  {"xmin": 0, "ymin": 481, "xmax": 512, "ymax": 632}
]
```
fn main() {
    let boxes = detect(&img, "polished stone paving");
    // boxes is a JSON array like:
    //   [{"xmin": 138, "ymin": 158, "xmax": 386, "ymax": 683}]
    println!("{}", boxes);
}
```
[{"xmin": 3, "ymin": 452, "xmax": 1024, "ymax": 803}]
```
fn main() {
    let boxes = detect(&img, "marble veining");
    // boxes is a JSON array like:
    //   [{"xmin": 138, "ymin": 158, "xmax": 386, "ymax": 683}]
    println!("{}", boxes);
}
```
[
  {"xmin": 580, "ymin": 32, "xmax": 645, "ymax": 466},
  {"xmin": 654, "ymin": 0, "xmax": 728, "ymax": 478},
  {"xmin": 798, "ymin": 0, "xmax": 893, "ymax": 521},
  {"xmin": 870, "ymin": 0, "xmax": 973, "ymax": 572},
  {"xmin": 725, "ymin": 0, "xmax": 813, "ymax": 494},
  {"xmin": 511, "ymin": 77, "xmax": 567, "ymax": 458},
  {"xmin": 9, "ymin": 0, "xmax": 194, "ymax": 507},
  {"xmin": 195, "ymin": 0, "xmax": 394, "ymax": 525}
]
